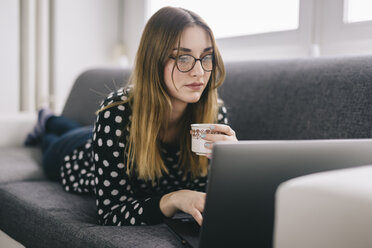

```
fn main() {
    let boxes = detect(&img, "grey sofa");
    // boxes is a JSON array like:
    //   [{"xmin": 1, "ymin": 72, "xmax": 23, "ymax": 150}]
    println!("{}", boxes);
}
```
[{"xmin": 1, "ymin": 55, "xmax": 372, "ymax": 248}]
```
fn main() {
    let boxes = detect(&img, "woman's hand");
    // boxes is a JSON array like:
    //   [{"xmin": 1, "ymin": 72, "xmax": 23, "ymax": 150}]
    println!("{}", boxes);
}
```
[
  {"xmin": 200, "ymin": 124, "xmax": 238, "ymax": 159},
  {"xmin": 160, "ymin": 189, "xmax": 206, "ymax": 225}
]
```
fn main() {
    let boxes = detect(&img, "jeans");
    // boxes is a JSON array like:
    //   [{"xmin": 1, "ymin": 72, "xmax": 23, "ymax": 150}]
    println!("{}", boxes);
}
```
[{"xmin": 42, "ymin": 116, "xmax": 92, "ymax": 181}]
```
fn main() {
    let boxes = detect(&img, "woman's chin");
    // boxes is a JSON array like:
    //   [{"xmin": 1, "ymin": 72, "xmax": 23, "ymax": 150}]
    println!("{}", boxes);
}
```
[
  {"xmin": 173, "ymin": 92, "xmax": 203, "ymax": 104},
  {"xmin": 186, "ymin": 94, "xmax": 202, "ymax": 103}
]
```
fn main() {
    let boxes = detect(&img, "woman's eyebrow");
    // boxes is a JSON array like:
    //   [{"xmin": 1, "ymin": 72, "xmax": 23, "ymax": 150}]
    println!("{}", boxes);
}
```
[
  {"xmin": 173, "ymin": 47, "xmax": 192, "ymax": 52},
  {"xmin": 203, "ymin": 47, "xmax": 213, "ymax": 52},
  {"xmin": 172, "ymin": 47, "xmax": 213, "ymax": 52}
]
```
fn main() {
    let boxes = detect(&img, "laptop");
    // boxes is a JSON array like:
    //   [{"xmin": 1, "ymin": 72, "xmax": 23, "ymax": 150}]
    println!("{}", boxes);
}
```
[{"xmin": 165, "ymin": 139, "xmax": 372, "ymax": 248}]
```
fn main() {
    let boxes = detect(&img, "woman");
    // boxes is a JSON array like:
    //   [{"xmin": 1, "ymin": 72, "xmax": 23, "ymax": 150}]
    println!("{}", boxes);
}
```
[{"xmin": 26, "ymin": 6, "xmax": 237, "ymax": 226}]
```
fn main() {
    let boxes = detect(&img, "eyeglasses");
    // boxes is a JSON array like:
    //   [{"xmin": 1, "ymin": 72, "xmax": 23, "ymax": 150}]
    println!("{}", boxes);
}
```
[{"xmin": 169, "ymin": 54, "xmax": 214, "ymax": 72}]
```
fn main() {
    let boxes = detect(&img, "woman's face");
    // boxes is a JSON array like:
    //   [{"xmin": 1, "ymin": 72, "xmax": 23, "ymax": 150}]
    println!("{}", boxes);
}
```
[{"xmin": 164, "ymin": 25, "xmax": 213, "ymax": 108}]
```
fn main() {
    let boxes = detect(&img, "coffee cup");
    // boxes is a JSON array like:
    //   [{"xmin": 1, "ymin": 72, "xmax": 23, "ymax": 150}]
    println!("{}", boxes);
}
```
[{"xmin": 191, "ymin": 124, "xmax": 217, "ymax": 156}]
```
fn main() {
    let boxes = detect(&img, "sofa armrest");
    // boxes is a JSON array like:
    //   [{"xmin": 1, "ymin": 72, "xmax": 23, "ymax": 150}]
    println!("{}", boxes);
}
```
[
  {"xmin": 274, "ymin": 165, "xmax": 372, "ymax": 248},
  {"xmin": 0, "ymin": 113, "xmax": 36, "ymax": 147}
]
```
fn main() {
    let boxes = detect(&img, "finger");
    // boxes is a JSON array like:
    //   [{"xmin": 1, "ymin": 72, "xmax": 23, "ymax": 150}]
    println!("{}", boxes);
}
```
[
  {"xmin": 195, "ymin": 197, "xmax": 206, "ymax": 213},
  {"xmin": 204, "ymin": 142, "xmax": 213, "ymax": 150},
  {"xmin": 202, "ymin": 133, "xmax": 230, "ymax": 142},
  {"xmin": 209, "ymin": 124, "xmax": 235, "ymax": 136},
  {"xmin": 191, "ymin": 209, "xmax": 203, "ymax": 226}
]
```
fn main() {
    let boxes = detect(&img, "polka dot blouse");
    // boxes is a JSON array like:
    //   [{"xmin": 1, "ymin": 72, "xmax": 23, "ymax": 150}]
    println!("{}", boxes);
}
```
[{"xmin": 61, "ymin": 88, "xmax": 229, "ymax": 226}]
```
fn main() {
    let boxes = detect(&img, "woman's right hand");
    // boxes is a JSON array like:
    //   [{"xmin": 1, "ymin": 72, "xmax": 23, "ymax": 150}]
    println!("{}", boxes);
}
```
[{"xmin": 160, "ymin": 189, "xmax": 206, "ymax": 225}]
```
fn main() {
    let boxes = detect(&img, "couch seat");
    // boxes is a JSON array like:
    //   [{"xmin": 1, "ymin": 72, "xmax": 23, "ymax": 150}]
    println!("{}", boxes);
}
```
[{"xmin": 0, "ymin": 181, "xmax": 182, "ymax": 248}]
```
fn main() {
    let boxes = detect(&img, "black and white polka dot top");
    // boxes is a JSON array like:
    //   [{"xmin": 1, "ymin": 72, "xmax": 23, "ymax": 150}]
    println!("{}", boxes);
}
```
[{"xmin": 61, "ymin": 87, "xmax": 229, "ymax": 226}]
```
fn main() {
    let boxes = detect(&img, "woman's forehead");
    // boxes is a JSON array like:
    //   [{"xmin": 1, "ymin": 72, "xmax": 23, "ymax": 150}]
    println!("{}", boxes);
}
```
[{"xmin": 177, "ymin": 26, "xmax": 212, "ymax": 53}]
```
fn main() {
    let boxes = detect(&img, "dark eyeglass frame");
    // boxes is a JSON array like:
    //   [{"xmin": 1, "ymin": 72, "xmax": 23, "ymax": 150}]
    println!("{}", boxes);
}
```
[{"xmin": 169, "ymin": 53, "xmax": 214, "ymax": 73}]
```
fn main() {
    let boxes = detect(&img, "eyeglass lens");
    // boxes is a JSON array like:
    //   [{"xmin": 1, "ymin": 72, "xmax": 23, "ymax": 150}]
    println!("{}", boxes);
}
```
[{"xmin": 176, "ymin": 54, "xmax": 213, "ymax": 72}]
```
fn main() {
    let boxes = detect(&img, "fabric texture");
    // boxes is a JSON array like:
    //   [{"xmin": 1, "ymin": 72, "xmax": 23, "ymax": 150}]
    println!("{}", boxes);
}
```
[
  {"xmin": 43, "ymin": 125, "xmax": 93, "ymax": 181},
  {"xmin": 0, "ymin": 147, "xmax": 44, "ymax": 183},
  {"xmin": 0, "ymin": 182, "xmax": 183, "ymax": 248},
  {"xmin": 62, "ymin": 68, "xmax": 132, "ymax": 126},
  {"xmin": 219, "ymin": 56, "xmax": 372, "ymax": 140}
]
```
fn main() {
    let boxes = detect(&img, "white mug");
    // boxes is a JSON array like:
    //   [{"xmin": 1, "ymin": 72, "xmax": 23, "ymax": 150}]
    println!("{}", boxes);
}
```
[{"xmin": 191, "ymin": 124, "xmax": 218, "ymax": 156}]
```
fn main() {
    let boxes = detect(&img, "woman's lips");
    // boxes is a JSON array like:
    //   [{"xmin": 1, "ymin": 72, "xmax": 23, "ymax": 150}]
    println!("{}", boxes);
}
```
[{"xmin": 186, "ymin": 82, "xmax": 203, "ymax": 90}]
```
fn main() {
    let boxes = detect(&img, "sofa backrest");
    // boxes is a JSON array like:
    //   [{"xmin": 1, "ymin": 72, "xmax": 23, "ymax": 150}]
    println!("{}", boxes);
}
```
[
  {"xmin": 220, "ymin": 55, "xmax": 372, "ymax": 140},
  {"xmin": 62, "ymin": 68, "xmax": 131, "ymax": 126},
  {"xmin": 62, "ymin": 55, "xmax": 372, "ymax": 140}
]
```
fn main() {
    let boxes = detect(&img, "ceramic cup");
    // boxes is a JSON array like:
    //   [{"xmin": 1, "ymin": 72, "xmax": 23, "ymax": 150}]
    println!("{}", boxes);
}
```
[{"xmin": 191, "ymin": 124, "xmax": 217, "ymax": 156}]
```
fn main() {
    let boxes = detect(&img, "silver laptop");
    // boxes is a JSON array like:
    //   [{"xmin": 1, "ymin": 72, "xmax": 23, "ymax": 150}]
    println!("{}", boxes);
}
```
[{"xmin": 165, "ymin": 139, "xmax": 372, "ymax": 248}]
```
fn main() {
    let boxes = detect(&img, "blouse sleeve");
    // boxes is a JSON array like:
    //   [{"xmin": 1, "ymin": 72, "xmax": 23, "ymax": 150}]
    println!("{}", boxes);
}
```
[
  {"xmin": 217, "ymin": 102, "xmax": 229, "ymax": 125},
  {"xmin": 92, "ymin": 93, "xmax": 165, "ymax": 226}
]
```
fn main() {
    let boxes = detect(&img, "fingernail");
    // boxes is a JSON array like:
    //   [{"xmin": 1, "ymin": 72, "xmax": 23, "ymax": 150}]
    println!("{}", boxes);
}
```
[
  {"xmin": 201, "ymin": 134, "xmax": 206, "ymax": 138},
  {"xmin": 204, "ymin": 143, "xmax": 210, "ymax": 147},
  {"xmin": 209, "ymin": 125, "xmax": 215, "ymax": 130}
]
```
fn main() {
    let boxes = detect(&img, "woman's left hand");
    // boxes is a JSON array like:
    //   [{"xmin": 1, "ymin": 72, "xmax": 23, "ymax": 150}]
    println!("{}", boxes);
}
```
[{"xmin": 200, "ymin": 124, "xmax": 238, "ymax": 159}]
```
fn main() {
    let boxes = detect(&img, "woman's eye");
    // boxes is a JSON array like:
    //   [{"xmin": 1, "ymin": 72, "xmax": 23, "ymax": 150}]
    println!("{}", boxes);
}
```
[
  {"xmin": 178, "ymin": 55, "xmax": 191, "ymax": 63},
  {"xmin": 203, "ymin": 54, "xmax": 213, "ymax": 62}
]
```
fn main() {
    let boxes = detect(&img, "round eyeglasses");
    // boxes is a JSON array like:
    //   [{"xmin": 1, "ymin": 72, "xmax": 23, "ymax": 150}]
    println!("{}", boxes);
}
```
[{"xmin": 169, "ymin": 54, "xmax": 214, "ymax": 73}]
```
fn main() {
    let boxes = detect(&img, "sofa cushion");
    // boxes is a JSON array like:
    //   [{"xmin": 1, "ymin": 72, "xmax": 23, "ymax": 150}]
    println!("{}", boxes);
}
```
[
  {"xmin": 62, "ymin": 68, "xmax": 131, "ymax": 126},
  {"xmin": 0, "ymin": 182, "xmax": 182, "ymax": 248},
  {"xmin": 63, "ymin": 56, "xmax": 372, "ymax": 141},
  {"xmin": 220, "ymin": 56, "xmax": 372, "ymax": 140},
  {"xmin": 0, "ymin": 147, "xmax": 44, "ymax": 183}
]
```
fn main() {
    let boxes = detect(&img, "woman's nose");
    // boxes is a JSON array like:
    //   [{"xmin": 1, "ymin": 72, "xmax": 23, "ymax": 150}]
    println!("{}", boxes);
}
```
[{"xmin": 190, "ymin": 60, "xmax": 204, "ymax": 77}]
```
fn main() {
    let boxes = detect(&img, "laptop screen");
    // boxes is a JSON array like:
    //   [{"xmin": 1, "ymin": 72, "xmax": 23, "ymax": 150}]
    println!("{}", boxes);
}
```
[{"xmin": 198, "ymin": 139, "xmax": 372, "ymax": 248}]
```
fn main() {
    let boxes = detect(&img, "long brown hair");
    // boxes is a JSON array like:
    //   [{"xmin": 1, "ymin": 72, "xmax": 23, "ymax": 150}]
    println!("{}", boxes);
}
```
[{"xmin": 104, "ymin": 7, "xmax": 225, "ymax": 181}]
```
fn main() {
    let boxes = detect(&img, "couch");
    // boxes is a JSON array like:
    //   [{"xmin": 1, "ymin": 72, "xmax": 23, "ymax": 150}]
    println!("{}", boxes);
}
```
[{"xmin": 1, "ymin": 55, "xmax": 372, "ymax": 248}]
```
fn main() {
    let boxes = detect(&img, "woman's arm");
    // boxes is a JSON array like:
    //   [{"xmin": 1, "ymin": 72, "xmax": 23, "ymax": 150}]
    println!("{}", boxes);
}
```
[
  {"xmin": 160, "ymin": 103, "xmax": 232, "ymax": 225},
  {"xmin": 160, "ymin": 189, "xmax": 206, "ymax": 225}
]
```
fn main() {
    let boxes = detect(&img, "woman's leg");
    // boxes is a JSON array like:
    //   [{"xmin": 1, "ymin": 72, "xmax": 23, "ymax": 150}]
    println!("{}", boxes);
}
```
[
  {"xmin": 45, "ymin": 115, "xmax": 81, "ymax": 136},
  {"xmin": 25, "ymin": 107, "xmax": 81, "ymax": 146},
  {"xmin": 42, "ymin": 126, "xmax": 93, "ymax": 182},
  {"xmin": 42, "ymin": 133, "xmax": 60, "ymax": 153},
  {"xmin": 25, "ymin": 108, "xmax": 54, "ymax": 146}
]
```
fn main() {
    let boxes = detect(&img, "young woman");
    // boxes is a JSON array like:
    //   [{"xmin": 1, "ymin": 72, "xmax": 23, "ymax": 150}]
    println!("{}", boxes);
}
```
[{"xmin": 26, "ymin": 6, "xmax": 237, "ymax": 226}]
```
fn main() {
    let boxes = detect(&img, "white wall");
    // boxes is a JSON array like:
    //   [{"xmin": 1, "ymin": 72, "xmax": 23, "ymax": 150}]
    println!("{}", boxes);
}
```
[
  {"xmin": 122, "ymin": 0, "xmax": 147, "ymax": 65},
  {"xmin": 0, "ymin": 0, "xmax": 122, "ymax": 114},
  {"xmin": 0, "ymin": 0, "xmax": 19, "ymax": 113},
  {"xmin": 52, "ymin": 0, "xmax": 121, "ymax": 113}
]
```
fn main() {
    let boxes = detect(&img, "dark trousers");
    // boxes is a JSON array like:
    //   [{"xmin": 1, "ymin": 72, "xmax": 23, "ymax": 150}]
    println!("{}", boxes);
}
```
[{"xmin": 42, "ymin": 116, "xmax": 92, "ymax": 181}]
